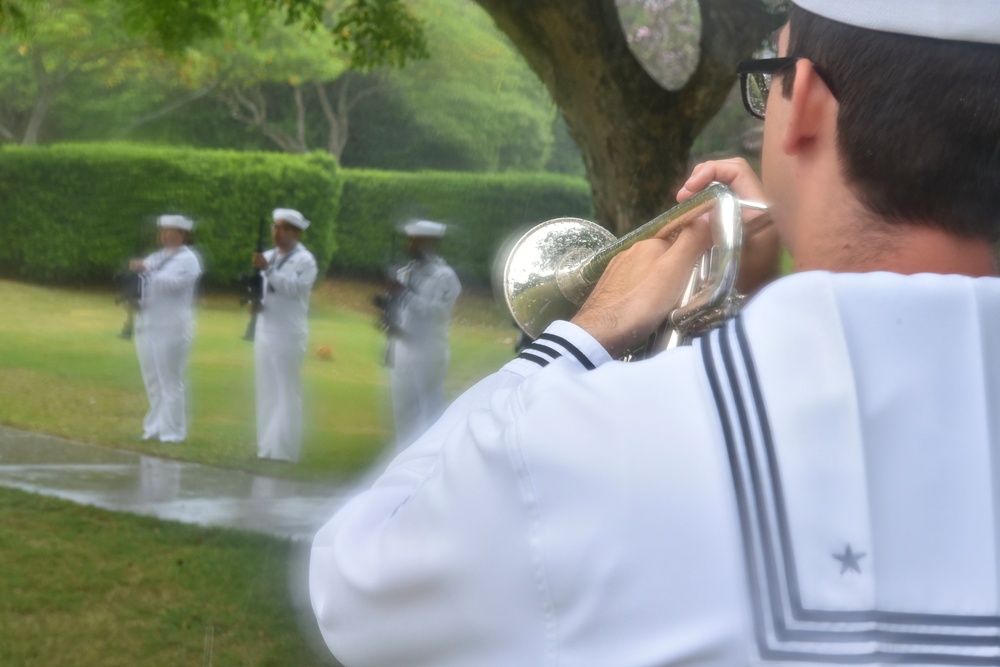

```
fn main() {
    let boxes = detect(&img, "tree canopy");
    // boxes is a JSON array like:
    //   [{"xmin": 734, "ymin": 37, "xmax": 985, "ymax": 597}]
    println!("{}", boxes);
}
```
[
  {"xmin": 0, "ymin": 0, "xmax": 572, "ymax": 173},
  {"xmin": 471, "ymin": 0, "xmax": 782, "ymax": 232},
  {"xmin": 0, "ymin": 0, "xmax": 783, "ymax": 231}
]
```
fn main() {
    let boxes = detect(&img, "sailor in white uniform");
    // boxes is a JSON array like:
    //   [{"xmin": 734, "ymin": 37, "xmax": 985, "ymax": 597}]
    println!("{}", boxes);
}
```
[
  {"xmin": 310, "ymin": 2, "xmax": 1000, "ymax": 666},
  {"xmin": 252, "ymin": 208, "xmax": 317, "ymax": 462},
  {"xmin": 131, "ymin": 214, "xmax": 203, "ymax": 443},
  {"xmin": 386, "ymin": 220, "xmax": 461, "ymax": 449}
]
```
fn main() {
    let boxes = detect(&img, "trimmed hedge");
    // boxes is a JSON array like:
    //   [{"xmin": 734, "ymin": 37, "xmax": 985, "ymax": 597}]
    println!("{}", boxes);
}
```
[
  {"xmin": 0, "ymin": 144, "xmax": 340, "ymax": 288},
  {"xmin": 332, "ymin": 169, "xmax": 594, "ymax": 288},
  {"xmin": 0, "ymin": 145, "xmax": 594, "ymax": 292}
]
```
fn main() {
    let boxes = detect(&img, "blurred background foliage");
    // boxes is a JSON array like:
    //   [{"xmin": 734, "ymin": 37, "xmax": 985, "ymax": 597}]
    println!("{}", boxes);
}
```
[
  {"xmin": 0, "ymin": 0, "xmax": 586, "ymax": 174},
  {"xmin": 0, "ymin": 0, "xmax": 762, "ymax": 177}
]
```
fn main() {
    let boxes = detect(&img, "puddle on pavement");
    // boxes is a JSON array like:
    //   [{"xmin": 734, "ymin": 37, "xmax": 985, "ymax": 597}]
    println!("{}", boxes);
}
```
[{"xmin": 0, "ymin": 427, "xmax": 349, "ymax": 540}]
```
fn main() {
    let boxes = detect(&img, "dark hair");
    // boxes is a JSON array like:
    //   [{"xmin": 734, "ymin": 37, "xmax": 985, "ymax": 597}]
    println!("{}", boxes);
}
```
[{"xmin": 783, "ymin": 6, "xmax": 1000, "ymax": 241}]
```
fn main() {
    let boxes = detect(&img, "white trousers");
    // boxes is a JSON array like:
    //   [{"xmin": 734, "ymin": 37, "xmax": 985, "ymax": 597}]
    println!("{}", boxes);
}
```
[
  {"xmin": 135, "ymin": 330, "xmax": 191, "ymax": 442},
  {"xmin": 255, "ymin": 331, "xmax": 306, "ymax": 461},
  {"xmin": 390, "ymin": 344, "xmax": 447, "ymax": 449}
]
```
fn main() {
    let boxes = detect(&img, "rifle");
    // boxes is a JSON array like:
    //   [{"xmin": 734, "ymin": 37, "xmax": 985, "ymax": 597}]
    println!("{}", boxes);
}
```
[
  {"xmin": 372, "ymin": 228, "xmax": 404, "ymax": 335},
  {"xmin": 373, "ymin": 230, "xmax": 409, "ymax": 367},
  {"xmin": 113, "ymin": 218, "xmax": 150, "ymax": 340},
  {"xmin": 238, "ymin": 216, "xmax": 267, "ymax": 341}
]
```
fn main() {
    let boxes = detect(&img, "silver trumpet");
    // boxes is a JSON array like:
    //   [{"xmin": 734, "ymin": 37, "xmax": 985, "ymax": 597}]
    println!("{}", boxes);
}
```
[{"xmin": 497, "ymin": 182, "xmax": 772, "ymax": 356}]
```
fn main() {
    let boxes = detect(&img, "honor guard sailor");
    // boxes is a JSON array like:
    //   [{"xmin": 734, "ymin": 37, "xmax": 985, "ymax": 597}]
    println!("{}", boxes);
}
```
[
  {"xmin": 131, "ymin": 214, "xmax": 203, "ymax": 443},
  {"xmin": 310, "ymin": 1, "xmax": 1000, "ymax": 666},
  {"xmin": 385, "ymin": 220, "xmax": 461, "ymax": 449},
  {"xmin": 252, "ymin": 208, "xmax": 318, "ymax": 462}
]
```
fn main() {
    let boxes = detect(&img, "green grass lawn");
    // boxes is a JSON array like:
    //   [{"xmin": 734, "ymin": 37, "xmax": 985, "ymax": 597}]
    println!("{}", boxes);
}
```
[
  {"xmin": 0, "ymin": 485, "xmax": 337, "ymax": 667},
  {"xmin": 0, "ymin": 277, "xmax": 516, "ymax": 479},
  {"xmin": 0, "ymin": 277, "xmax": 518, "ymax": 666}
]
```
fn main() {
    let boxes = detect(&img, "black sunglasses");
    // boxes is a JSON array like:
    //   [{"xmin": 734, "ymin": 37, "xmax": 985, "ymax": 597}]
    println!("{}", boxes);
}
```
[{"xmin": 736, "ymin": 57, "xmax": 836, "ymax": 120}]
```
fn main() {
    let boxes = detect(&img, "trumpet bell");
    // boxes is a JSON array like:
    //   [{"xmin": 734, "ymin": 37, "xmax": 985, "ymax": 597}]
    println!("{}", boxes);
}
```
[{"xmin": 501, "ymin": 217, "xmax": 616, "ymax": 339}]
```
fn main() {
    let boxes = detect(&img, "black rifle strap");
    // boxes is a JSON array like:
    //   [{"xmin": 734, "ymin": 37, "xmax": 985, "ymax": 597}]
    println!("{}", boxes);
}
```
[{"xmin": 266, "ymin": 245, "xmax": 300, "ymax": 293}]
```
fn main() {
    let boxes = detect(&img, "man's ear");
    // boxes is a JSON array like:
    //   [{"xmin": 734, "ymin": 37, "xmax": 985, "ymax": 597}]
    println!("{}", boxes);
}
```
[{"xmin": 781, "ymin": 59, "xmax": 836, "ymax": 155}]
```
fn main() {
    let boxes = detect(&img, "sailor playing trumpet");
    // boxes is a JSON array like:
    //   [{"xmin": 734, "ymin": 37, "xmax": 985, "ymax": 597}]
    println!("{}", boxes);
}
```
[{"xmin": 311, "ymin": 1, "xmax": 1000, "ymax": 665}]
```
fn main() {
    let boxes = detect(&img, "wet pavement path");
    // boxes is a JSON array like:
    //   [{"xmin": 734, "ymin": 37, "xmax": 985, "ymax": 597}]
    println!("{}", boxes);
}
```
[{"xmin": 0, "ymin": 426, "xmax": 349, "ymax": 541}]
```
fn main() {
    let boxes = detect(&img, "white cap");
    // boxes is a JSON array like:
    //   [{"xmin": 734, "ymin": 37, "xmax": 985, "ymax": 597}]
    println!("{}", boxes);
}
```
[
  {"xmin": 793, "ymin": 0, "xmax": 1000, "ymax": 45},
  {"xmin": 403, "ymin": 220, "xmax": 447, "ymax": 238},
  {"xmin": 157, "ymin": 214, "xmax": 194, "ymax": 232},
  {"xmin": 272, "ymin": 208, "xmax": 310, "ymax": 230}
]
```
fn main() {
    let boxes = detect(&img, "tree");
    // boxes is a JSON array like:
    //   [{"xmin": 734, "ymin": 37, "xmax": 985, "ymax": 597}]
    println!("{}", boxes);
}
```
[
  {"xmin": 469, "ymin": 0, "xmax": 781, "ymax": 233},
  {"xmin": 0, "ymin": 0, "xmax": 781, "ymax": 232},
  {"xmin": 0, "ymin": 0, "xmax": 162, "ymax": 144},
  {"xmin": 271, "ymin": 0, "xmax": 782, "ymax": 231},
  {"xmin": 0, "ymin": 0, "xmax": 334, "ymax": 51},
  {"xmin": 144, "ymin": 1, "xmax": 426, "ymax": 158},
  {"xmin": 180, "ymin": 11, "xmax": 360, "ymax": 156},
  {"xmin": 122, "ymin": 0, "xmax": 570, "ymax": 171},
  {"xmin": 377, "ymin": 0, "xmax": 559, "ymax": 172},
  {"xmin": 0, "ymin": 0, "xmax": 428, "ymax": 156},
  {"xmin": 204, "ymin": 1, "xmax": 426, "ymax": 157}
]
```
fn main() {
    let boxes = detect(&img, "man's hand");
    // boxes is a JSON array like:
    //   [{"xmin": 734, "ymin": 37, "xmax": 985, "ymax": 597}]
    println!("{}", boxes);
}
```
[
  {"xmin": 571, "ymin": 220, "xmax": 713, "ymax": 358},
  {"xmin": 676, "ymin": 158, "xmax": 766, "ymax": 205},
  {"xmin": 252, "ymin": 253, "xmax": 269, "ymax": 270},
  {"xmin": 679, "ymin": 158, "xmax": 782, "ymax": 296},
  {"xmin": 571, "ymin": 158, "xmax": 784, "ymax": 358},
  {"xmin": 129, "ymin": 258, "xmax": 146, "ymax": 272}
]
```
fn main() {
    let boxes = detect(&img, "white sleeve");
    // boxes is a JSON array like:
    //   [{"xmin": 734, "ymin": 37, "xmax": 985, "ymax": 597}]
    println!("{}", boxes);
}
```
[
  {"xmin": 266, "ymin": 250, "xmax": 317, "ymax": 298},
  {"xmin": 309, "ymin": 320, "xmax": 611, "ymax": 667}
]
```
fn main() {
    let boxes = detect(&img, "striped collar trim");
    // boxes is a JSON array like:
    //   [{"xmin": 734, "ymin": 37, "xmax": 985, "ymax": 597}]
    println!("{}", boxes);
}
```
[
  {"xmin": 698, "ymin": 317, "xmax": 1000, "ymax": 665},
  {"xmin": 510, "ymin": 321, "xmax": 610, "ymax": 373}
]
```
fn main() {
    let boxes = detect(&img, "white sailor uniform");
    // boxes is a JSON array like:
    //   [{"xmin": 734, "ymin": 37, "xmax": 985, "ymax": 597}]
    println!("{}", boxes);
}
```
[
  {"xmin": 255, "ymin": 242, "xmax": 317, "ymax": 462},
  {"xmin": 389, "ymin": 254, "xmax": 461, "ymax": 448},
  {"xmin": 310, "ymin": 270, "xmax": 1000, "ymax": 667},
  {"xmin": 134, "ymin": 245, "xmax": 203, "ymax": 442}
]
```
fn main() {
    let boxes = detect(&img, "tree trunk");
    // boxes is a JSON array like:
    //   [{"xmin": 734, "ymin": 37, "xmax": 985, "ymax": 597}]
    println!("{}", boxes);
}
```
[
  {"xmin": 472, "ymin": 0, "xmax": 779, "ymax": 234},
  {"xmin": 316, "ymin": 81, "xmax": 348, "ymax": 159},
  {"xmin": 293, "ymin": 85, "xmax": 307, "ymax": 149},
  {"xmin": 222, "ymin": 86, "xmax": 308, "ymax": 153},
  {"xmin": 317, "ymin": 75, "xmax": 385, "ymax": 161},
  {"xmin": 22, "ymin": 52, "xmax": 55, "ymax": 146},
  {"xmin": 116, "ymin": 79, "xmax": 221, "ymax": 138}
]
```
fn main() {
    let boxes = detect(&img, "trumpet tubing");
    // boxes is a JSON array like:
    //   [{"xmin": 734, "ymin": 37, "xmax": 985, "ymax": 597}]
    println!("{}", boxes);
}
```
[{"xmin": 498, "ymin": 182, "xmax": 772, "ymax": 350}]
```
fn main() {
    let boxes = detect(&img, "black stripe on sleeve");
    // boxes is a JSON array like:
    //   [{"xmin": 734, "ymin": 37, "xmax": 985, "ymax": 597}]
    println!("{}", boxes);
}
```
[
  {"xmin": 518, "ymin": 352, "xmax": 551, "ymax": 368},
  {"xmin": 538, "ymin": 333, "xmax": 596, "ymax": 370},
  {"xmin": 524, "ymin": 342, "xmax": 561, "ymax": 359}
]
